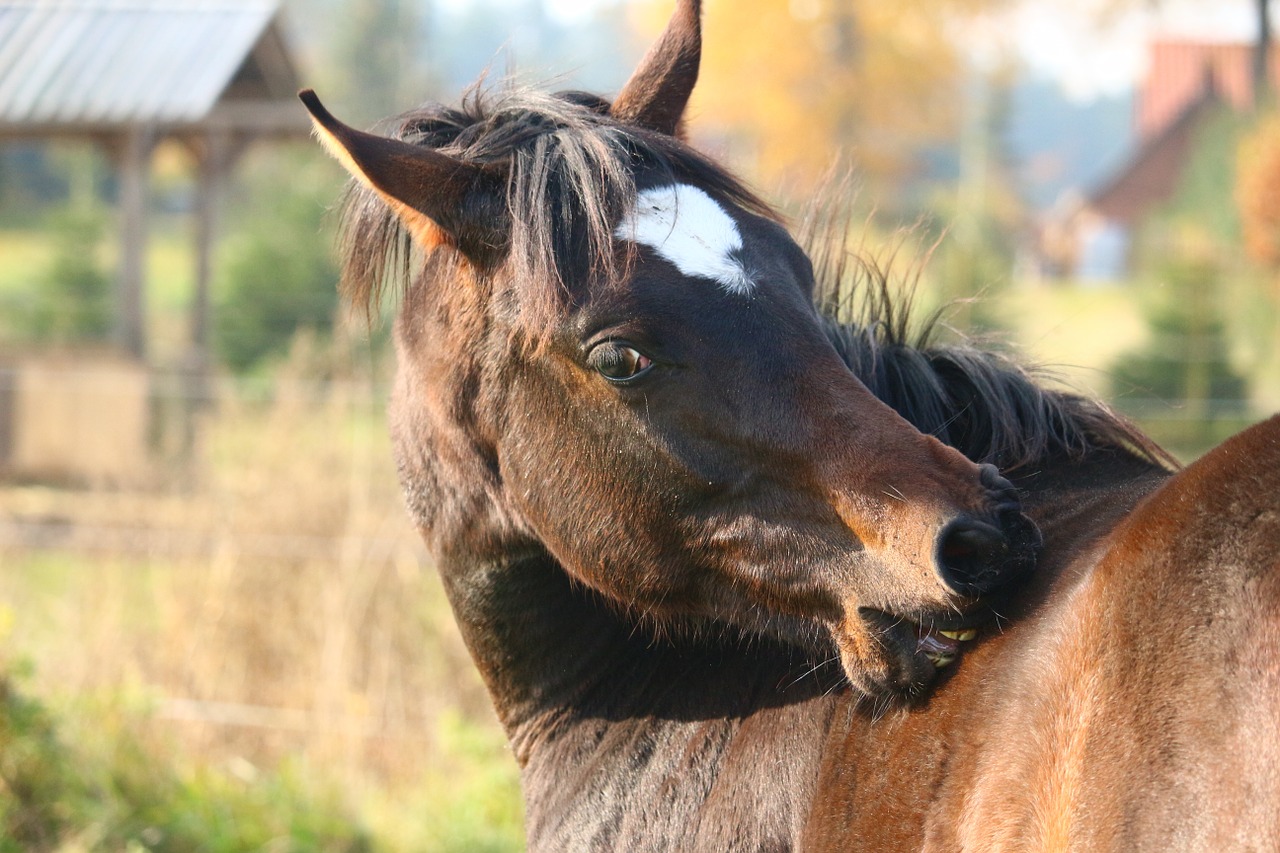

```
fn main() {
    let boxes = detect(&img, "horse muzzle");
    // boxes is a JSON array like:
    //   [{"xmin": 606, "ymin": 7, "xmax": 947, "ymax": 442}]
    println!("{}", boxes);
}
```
[
  {"xmin": 831, "ymin": 463, "xmax": 1042, "ymax": 697},
  {"xmin": 933, "ymin": 464, "xmax": 1041, "ymax": 598}
]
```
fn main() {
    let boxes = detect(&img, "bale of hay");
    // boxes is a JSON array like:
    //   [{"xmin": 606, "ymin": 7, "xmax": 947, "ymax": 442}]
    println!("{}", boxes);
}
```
[{"xmin": 0, "ymin": 350, "xmax": 150, "ymax": 486}]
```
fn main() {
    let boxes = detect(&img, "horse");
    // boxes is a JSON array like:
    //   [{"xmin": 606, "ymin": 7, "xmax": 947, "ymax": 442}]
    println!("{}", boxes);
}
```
[{"xmin": 301, "ymin": 1, "xmax": 1280, "ymax": 849}]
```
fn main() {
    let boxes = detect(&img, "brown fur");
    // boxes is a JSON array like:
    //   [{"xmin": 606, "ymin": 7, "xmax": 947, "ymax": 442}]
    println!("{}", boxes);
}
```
[
  {"xmin": 806, "ymin": 417, "xmax": 1280, "ymax": 851},
  {"xmin": 304, "ymin": 1, "xmax": 1279, "ymax": 848}
]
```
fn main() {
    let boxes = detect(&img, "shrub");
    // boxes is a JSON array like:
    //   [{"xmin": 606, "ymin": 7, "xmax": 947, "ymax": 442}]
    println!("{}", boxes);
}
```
[
  {"xmin": 24, "ymin": 207, "xmax": 114, "ymax": 344},
  {"xmin": 1110, "ymin": 254, "xmax": 1248, "ymax": 418},
  {"xmin": 215, "ymin": 155, "xmax": 342, "ymax": 373},
  {"xmin": 0, "ymin": 665, "xmax": 377, "ymax": 852}
]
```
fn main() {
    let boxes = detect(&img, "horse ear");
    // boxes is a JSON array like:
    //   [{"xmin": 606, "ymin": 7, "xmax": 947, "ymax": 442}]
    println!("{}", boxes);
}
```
[
  {"xmin": 612, "ymin": 0, "xmax": 701, "ymax": 136},
  {"xmin": 299, "ymin": 89, "xmax": 504, "ymax": 262}
]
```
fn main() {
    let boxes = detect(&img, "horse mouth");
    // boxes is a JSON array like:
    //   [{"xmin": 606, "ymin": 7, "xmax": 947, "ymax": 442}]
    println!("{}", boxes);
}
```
[
  {"xmin": 835, "ymin": 608, "xmax": 990, "ymax": 701},
  {"xmin": 914, "ymin": 623, "xmax": 978, "ymax": 669}
]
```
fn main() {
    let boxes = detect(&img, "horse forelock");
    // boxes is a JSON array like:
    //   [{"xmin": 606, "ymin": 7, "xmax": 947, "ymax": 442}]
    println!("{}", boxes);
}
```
[{"xmin": 337, "ymin": 81, "xmax": 775, "ymax": 333}]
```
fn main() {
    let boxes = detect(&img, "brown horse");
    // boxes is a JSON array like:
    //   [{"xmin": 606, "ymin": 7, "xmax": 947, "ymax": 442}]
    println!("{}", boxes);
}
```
[
  {"xmin": 808, "ymin": 412, "xmax": 1280, "ymax": 851},
  {"xmin": 302, "ymin": 1, "xmax": 1280, "ymax": 849}
]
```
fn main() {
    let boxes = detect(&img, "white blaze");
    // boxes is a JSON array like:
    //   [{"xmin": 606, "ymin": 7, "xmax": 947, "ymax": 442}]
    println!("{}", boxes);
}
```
[{"xmin": 614, "ymin": 184, "xmax": 753, "ymax": 296}]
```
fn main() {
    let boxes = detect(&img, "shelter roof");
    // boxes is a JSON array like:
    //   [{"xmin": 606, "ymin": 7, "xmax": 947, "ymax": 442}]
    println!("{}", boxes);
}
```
[{"xmin": 0, "ymin": 0, "xmax": 307, "ymax": 138}]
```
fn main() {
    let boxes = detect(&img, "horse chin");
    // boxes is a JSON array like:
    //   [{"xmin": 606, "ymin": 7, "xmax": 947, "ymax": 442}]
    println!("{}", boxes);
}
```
[{"xmin": 832, "ymin": 608, "xmax": 981, "ymax": 704}]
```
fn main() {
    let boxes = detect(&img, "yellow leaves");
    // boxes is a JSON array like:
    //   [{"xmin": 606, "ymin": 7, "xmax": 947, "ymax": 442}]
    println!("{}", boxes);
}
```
[
  {"xmin": 630, "ymin": 0, "xmax": 991, "ymax": 196},
  {"xmin": 1236, "ymin": 112, "xmax": 1280, "ymax": 268}
]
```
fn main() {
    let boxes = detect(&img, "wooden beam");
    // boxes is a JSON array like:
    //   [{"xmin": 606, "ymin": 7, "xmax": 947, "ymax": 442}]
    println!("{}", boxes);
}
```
[
  {"xmin": 112, "ymin": 128, "xmax": 155, "ymax": 361},
  {"xmin": 0, "ymin": 100, "xmax": 311, "ymax": 142},
  {"xmin": 200, "ymin": 100, "xmax": 312, "ymax": 137}
]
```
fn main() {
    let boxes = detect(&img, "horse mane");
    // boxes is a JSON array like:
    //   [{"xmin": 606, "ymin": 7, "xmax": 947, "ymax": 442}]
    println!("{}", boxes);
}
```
[
  {"xmin": 338, "ymin": 81, "xmax": 775, "ymax": 321},
  {"xmin": 804, "ymin": 210, "xmax": 1176, "ymax": 473}
]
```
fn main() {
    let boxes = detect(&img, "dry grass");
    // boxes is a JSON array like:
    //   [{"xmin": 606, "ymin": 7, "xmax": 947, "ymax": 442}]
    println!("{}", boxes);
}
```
[{"xmin": 0, "ymin": 336, "xmax": 523, "ymax": 850}]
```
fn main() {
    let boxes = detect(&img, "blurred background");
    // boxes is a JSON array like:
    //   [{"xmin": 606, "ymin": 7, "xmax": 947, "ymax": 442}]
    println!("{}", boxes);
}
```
[{"xmin": 0, "ymin": 0, "xmax": 1277, "ymax": 849}]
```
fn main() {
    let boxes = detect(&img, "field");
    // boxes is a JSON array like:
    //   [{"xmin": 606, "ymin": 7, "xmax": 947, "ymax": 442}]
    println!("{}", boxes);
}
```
[
  {"xmin": 1, "ymin": 222, "xmax": 1275, "ymax": 850},
  {"xmin": 0, "ymin": 354, "xmax": 525, "ymax": 851},
  {"xmin": 0, "ymin": 220, "xmax": 523, "ymax": 852}
]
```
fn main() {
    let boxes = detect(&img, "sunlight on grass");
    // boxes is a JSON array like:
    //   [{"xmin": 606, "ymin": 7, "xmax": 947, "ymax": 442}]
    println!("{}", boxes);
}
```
[
  {"xmin": 0, "ymin": 341, "xmax": 525, "ymax": 851},
  {"xmin": 0, "ymin": 231, "xmax": 51, "ymax": 294},
  {"xmin": 1000, "ymin": 282, "xmax": 1147, "ymax": 399}
]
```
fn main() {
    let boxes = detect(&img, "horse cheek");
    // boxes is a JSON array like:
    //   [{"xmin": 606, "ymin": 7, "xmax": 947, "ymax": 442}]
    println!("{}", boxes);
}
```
[{"xmin": 491, "ymin": 387, "xmax": 669, "ymax": 604}]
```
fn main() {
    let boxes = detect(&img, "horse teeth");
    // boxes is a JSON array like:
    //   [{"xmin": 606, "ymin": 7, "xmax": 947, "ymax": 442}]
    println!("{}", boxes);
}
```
[
  {"xmin": 939, "ymin": 629, "xmax": 977, "ymax": 642},
  {"xmin": 929, "ymin": 653, "xmax": 956, "ymax": 669}
]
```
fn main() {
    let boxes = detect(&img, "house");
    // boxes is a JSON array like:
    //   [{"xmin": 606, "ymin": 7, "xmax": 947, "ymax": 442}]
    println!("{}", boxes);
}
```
[{"xmin": 1045, "ymin": 38, "xmax": 1275, "ymax": 279}]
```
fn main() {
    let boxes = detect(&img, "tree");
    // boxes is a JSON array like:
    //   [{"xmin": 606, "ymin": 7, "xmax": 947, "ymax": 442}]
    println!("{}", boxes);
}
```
[
  {"xmin": 1235, "ymin": 110, "xmax": 1280, "ymax": 373},
  {"xmin": 26, "ymin": 207, "xmax": 114, "ymax": 345},
  {"xmin": 214, "ymin": 154, "xmax": 341, "ymax": 373},
  {"xmin": 325, "ymin": 0, "xmax": 429, "ymax": 125},
  {"xmin": 1254, "ymin": 0, "xmax": 1272, "ymax": 107},
  {"xmin": 1110, "ymin": 252, "xmax": 1249, "ymax": 435},
  {"xmin": 1237, "ymin": 112, "xmax": 1280, "ymax": 267},
  {"xmin": 630, "ymin": 0, "xmax": 1010, "ymax": 199}
]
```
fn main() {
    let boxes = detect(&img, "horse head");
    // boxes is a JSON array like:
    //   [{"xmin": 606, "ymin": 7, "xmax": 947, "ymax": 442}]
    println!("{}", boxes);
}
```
[{"xmin": 301, "ymin": 0, "xmax": 1041, "ymax": 702}]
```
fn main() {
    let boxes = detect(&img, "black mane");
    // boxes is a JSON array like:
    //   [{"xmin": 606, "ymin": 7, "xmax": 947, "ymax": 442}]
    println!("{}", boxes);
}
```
[{"xmin": 814, "ymin": 253, "xmax": 1174, "ymax": 472}]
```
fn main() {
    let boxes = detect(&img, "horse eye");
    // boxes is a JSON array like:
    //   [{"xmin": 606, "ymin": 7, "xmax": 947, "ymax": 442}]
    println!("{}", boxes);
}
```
[{"xmin": 588, "ymin": 343, "xmax": 653, "ymax": 382}]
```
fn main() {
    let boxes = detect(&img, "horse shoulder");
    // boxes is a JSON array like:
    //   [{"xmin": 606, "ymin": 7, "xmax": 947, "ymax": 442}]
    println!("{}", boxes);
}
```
[
  {"xmin": 955, "ymin": 416, "xmax": 1280, "ymax": 851},
  {"xmin": 1100, "ymin": 412, "xmax": 1280, "ymax": 584},
  {"xmin": 1082, "ymin": 414, "xmax": 1280, "ymax": 848}
]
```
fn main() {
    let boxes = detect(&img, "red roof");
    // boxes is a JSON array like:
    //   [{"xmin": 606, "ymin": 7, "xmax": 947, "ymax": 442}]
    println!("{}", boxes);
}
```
[{"xmin": 1138, "ymin": 39, "xmax": 1279, "ymax": 141}]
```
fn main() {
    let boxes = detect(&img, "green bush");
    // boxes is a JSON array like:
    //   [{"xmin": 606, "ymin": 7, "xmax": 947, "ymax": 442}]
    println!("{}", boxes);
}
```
[
  {"xmin": 1111, "ymin": 255, "xmax": 1249, "ymax": 419},
  {"xmin": 0, "ymin": 665, "xmax": 91, "ymax": 851},
  {"xmin": 0, "ymin": 666, "xmax": 377, "ymax": 852},
  {"xmin": 23, "ymin": 207, "xmax": 114, "ymax": 344},
  {"xmin": 215, "ymin": 156, "xmax": 342, "ymax": 373}
]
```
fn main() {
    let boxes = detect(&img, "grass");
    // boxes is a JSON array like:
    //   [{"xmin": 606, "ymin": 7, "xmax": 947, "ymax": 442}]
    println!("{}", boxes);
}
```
[
  {"xmin": 997, "ymin": 282, "xmax": 1148, "ymax": 400},
  {"xmin": 0, "ymin": 220, "xmax": 1274, "ymax": 849},
  {"xmin": 0, "ymin": 231, "xmax": 52, "ymax": 295},
  {"xmin": 0, "ymin": 339, "xmax": 525, "ymax": 851},
  {"xmin": 0, "ymin": 666, "xmax": 379, "ymax": 853}
]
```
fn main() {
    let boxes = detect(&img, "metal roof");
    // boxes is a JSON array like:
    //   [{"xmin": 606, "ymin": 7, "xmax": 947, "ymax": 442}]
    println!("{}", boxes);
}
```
[{"xmin": 0, "ymin": 0, "xmax": 294, "ymax": 129}]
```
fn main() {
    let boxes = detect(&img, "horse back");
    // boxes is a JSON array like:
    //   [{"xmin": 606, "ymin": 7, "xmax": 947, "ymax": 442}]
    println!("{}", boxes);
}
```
[
  {"xmin": 950, "ymin": 415, "xmax": 1280, "ymax": 851},
  {"xmin": 1086, "ymin": 413, "xmax": 1280, "ymax": 848}
]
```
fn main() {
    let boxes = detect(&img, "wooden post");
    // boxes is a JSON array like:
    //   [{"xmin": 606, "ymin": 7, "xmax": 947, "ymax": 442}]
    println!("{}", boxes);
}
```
[
  {"xmin": 115, "ymin": 128, "xmax": 154, "ymax": 361},
  {"xmin": 190, "ymin": 132, "xmax": 236, "ymax": 378},
  {"xmin": 179, "ymin": 131, "xmax": 240, "ymax": 464}
]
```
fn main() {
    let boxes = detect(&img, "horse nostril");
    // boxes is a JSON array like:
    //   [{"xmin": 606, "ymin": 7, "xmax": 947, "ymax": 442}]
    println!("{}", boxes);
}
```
[
  {"xmin": 936, "ymin": 517, "xmax": 1009, "ymax": 595},
  {"xmin": 978, "ymin": 463, "xmax": 1011, "ymax": 491},
  {"xmin": 979, "ymin": 463, "xmax": 1021, "ymax": 510}
]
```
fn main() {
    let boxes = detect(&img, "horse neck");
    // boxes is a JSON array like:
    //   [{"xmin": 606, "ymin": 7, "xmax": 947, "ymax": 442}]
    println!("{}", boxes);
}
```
[
  {"xmin": 979, "ymin": 447, "xmax": 1173, "ymax": 637},
  {"xmin": 1014, "ymin": 448, "xmax": 1171, "ymax": 564},
  {"xmin": 801, "ymin": 448, "xmax": 1174, "ymax": 850},
  {"xmin": 436, "ymin": 550, "xmax": 839, "ymax": 850}
]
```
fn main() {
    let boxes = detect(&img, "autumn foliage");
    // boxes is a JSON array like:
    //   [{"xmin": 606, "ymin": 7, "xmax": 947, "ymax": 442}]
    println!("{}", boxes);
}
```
[
  {"xmin": 1236, "ymin": 112, "xmax": 1280, "ymax": 268},
  {"xmin": 631, "ymin": 0, "xmax": 1003, "ymax": 196}
]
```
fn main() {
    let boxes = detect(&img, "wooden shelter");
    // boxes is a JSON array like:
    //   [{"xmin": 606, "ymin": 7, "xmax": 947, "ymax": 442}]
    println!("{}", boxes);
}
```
[{"xmin": 0, "ymin": 0, "xmax": 311, "ymax": 364}]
